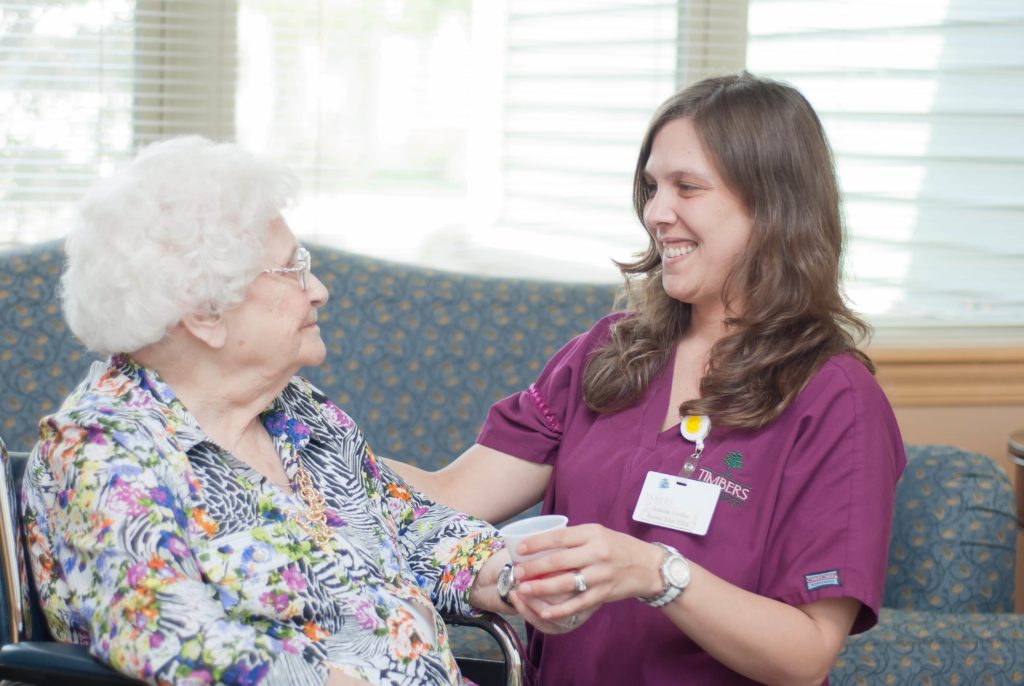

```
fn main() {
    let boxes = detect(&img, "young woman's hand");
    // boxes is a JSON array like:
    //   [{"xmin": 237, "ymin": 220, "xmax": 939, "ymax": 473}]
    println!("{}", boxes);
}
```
[
  {"xmin": 509, "ymin": 588, "xmax": 598, "ymax": 634},
  {"xmin": 510, "ymin": 524, "xmax": 665, "ymax": 626}
]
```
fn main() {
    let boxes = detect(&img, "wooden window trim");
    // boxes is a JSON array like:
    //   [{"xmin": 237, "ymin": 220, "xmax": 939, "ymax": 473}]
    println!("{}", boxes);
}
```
[{"xmin": 869, "ymin": 346, "xmax": 1024, "ymax": 406}]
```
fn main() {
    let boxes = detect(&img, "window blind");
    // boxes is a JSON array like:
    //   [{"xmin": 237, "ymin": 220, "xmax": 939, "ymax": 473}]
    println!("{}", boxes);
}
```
[
  {"xmin": 746, "ymin": 0, "xmax": 1024, "ymax": 337},
  {"xmin": 475, "ymin": 0, "xmax": 748, "ymax": 278},
  {"xmin": 0, "ymin": 1, "xmax": 236, "ymax": 245}
]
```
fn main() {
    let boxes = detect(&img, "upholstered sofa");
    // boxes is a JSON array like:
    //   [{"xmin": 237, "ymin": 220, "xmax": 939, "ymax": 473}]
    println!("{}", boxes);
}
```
[{"xmin": 2, "ymin": 240, "xmax": 1022, "ymax": 683}]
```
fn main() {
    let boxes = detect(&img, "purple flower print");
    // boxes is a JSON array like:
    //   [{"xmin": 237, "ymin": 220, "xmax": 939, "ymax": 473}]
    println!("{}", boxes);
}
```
[
  {"xmin": 148, "ymin": 486, "xmax": 172, "ymax": 507},
  {"xmin": 126, "ymin": 394, "xmax": 154, "ymax": 410},
  {"xmin": 323, "ymin": 401, "xmax": 354, "ymax": 429},
  {"xmin": 125, "ymin": 561, "xmax": 147, "ymax": 588},
  {"xmin": 159, "ymin": 532, "xmax": 189, "ymax": 559},
  {"xmin": 131, "ymin": 611, "xmax": 149, "ymax": 631},
  {"xmin": 265, "ymin": 413, "xmax": 311, "ymax": 446},
  {"xmin": 324, "ymin": 509, "xmax": 345, "ymax": 527},
  {"xmin": 354, "ymin": 598, "xmax": 382, "ymax": 631},
  {"xmin": 110, "ymin": 477, "xmax": 147, "ymax": 516},
  {"xmin": 452, "ymin": 568, "xmax": 473, "ymax": 592},
  {"xmin": 260, "ymin": 591, "xmax": 290, "ymax": 613},
  {"xmin": 85, "ymin": 425, "xmax": 107, "ymax": 445},
  {"xmin": 281, "ymin": 566, "xmax": 307, "ymax": 591},
  {"xmin": 363, "ymin": 454, "xmax": 380, "ymax": 480},
  {"xmin": 149, "ymin": 633, "xmax": 163, "ymax": 648}
]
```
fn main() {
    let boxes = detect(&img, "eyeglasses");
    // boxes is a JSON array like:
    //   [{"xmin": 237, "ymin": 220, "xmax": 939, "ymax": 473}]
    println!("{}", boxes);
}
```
[{"xmin": 263, "ymin": 246, "xmax": 311, "ymax": 291}]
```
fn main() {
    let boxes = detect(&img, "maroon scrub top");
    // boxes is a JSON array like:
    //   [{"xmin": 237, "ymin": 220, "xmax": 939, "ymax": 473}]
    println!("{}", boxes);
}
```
[{"xmin": 478, "ymin": 313, "xmax": 906, "ymax": 686}]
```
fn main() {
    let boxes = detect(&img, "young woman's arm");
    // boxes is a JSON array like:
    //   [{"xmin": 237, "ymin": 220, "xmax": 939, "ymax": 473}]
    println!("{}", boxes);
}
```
[
  {"xmin": 512, "ymin": 525, "xmax": 859, "ymax": 686},
  {"xmin": 386, "ymin": 444, "xmax": 551, "ymax": 523}
]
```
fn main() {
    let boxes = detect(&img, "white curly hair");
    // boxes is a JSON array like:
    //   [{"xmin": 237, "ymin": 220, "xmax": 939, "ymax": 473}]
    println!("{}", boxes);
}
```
[{"xmin": 61, "ymin": 135, "xmax": 299, "ymax": 355}]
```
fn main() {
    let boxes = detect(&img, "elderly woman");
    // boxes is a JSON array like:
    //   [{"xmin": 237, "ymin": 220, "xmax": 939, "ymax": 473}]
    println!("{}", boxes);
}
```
[{"xmin": 21, "ymin": 136, "xmax": 512, "ymax": 686}]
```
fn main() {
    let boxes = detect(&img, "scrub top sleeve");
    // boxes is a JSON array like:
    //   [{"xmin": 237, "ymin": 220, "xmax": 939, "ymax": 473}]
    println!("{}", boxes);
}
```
[
  {"xmin": 759, "ymin": 358, "xmax": 906, "ymax": 634},
  {"xmin": 477, "ymin": 312, "xmax": 628, "ymax": 465}
]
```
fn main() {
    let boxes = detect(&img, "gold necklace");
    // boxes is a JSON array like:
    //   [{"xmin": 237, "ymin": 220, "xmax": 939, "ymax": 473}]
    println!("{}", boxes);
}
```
[{"xmin": 292, "ymin": 463, "xmax": 334, "ymax": 548}]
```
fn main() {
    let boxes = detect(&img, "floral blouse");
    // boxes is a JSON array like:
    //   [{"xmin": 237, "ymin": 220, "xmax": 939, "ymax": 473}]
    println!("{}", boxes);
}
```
[{"xmin": 22, "ymin": 355, "xmax": 503, "ymax": 686}]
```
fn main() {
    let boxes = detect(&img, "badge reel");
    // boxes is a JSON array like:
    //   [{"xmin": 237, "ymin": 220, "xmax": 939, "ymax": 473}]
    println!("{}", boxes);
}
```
[{"xmin": 632, "ymin": 415, "xmax": 721, "ymax": 535}]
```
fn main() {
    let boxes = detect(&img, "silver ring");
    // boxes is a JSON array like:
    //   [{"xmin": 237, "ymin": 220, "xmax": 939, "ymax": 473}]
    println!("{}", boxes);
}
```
[
  {"xmin": 573, "ymin": 571, "xmax": 587, "ymax": 593},
  {"xmin": 564, "ymin": 614, "xmax": 579, "ymax": 630}
]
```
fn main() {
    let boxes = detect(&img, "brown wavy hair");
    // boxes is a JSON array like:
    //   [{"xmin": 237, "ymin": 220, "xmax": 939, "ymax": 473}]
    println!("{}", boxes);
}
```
[{"xmin": 582, "ymin": 72, "xmax": 873, "ymax": 429}]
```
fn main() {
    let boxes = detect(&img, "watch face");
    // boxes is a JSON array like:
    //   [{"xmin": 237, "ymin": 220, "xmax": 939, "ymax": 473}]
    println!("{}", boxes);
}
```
[
  {"xmin": 498, "ymin": 564, "xmax": 515, "ymax": 598},
  {"xmin": 666, "ymin": 556, "xmax": 690, "ymax": 588}
]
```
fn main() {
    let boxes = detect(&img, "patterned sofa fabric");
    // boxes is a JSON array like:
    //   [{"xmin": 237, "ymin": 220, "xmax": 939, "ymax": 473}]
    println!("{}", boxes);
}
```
[
  {"xmin": 831, "ymin": 444, "xmax": 1021, "ymax": 685},
  {"xmin": 833, "ymin": 608, "xmax": 1024, "ymax": 685},
  {"xmin": 0, "ymin": 241, "xmax": 97, "ymax": 452},
  {"xmin": 884, "ymin": 445, "xmax": 1016, "ymax": 614}
]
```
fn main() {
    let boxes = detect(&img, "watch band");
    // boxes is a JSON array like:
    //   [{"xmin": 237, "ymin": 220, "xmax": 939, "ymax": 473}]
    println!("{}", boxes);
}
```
[{"xmin": 638, "ymin": 542, "xmax": 690, "ymax": 608}]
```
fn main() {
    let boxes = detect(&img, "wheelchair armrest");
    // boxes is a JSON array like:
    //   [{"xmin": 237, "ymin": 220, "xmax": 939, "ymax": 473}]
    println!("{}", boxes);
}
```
[
  {"xmin": 0, "ymin": 640, "xmax": 145, "ymax": 685},
  {"xmin": 444, "ymin": 611, "xmax": 526, "ymax": 686}
]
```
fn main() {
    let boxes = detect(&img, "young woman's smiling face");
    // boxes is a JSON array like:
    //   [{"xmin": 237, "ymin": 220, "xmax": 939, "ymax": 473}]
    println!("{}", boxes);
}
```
[{"xmin": 641, "ymin": 117, "xmax": 753, "ymax": 319}]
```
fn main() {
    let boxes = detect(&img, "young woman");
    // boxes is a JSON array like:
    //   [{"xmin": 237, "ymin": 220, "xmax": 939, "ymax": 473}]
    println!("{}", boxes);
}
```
[{"xmin": 390, "ymin": 73, "xmax": 906, "ymax": 686}]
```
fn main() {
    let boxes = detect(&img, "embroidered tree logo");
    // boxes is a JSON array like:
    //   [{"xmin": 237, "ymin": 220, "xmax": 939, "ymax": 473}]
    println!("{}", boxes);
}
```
[
  {"xmin": 718, "ymin": 451, "xmax": 750, "ymax": 506},
  {"xmin": 724, "ymin": 451, "xmax": 743, "ymax": 472}
]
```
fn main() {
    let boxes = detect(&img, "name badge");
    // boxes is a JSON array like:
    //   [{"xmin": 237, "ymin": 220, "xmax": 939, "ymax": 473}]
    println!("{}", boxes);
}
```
[{"xmin": 632, "ymin": 470, "xmax": 720, "ymax": 536}]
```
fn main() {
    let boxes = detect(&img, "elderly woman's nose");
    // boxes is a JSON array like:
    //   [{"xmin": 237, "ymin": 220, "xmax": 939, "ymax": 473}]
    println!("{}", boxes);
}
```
[{"xmin": 309, "ymin": 271, "xmax": 330, "ymax": 305}]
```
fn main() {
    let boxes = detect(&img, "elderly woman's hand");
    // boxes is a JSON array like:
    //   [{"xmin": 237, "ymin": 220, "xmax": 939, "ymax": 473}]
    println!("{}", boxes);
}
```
[{"xmin": 510, "ymin": 524, "xmax": 666, "ymax": 628}]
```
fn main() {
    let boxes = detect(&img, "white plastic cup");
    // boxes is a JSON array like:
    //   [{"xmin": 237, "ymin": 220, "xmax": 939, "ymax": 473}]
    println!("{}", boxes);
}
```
[{"xmin": 499, "ymin": 514, "xmax": 568, "ymax": 563}]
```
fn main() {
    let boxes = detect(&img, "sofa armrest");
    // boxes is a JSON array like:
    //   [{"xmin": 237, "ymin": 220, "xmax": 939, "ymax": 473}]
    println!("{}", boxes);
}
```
[{"xmin": 885, "ymin": 445, "xmax": 1017, "ymax": 614}]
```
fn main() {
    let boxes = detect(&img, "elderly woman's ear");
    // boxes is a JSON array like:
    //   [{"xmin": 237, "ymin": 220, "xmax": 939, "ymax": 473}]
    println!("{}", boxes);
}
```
[{"xmin": 181, "ymin": 310, "xmax": 227, "ymax": 349}]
